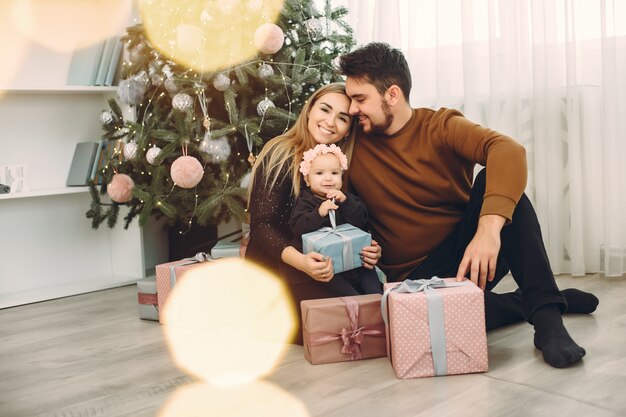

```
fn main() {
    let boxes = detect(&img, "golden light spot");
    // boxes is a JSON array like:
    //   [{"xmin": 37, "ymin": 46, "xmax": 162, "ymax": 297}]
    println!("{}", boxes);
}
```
[
  {"xmin": 158, "ymin": 381, "xmax": 309, "ymax": 417},
  {"xmin": 162, "ymin": 258, "xmax": 296, "ymax": 387},
  {"xmin": 10, "ymin": 0, "xmax": 131, "ymax": 52},
  {"xmin": 139, "ymin": 0, "xmax": 285, "ymax": 72},
  {"xmin": 0, "ymin": 4, "xmax": 28, "ymax": 88}
]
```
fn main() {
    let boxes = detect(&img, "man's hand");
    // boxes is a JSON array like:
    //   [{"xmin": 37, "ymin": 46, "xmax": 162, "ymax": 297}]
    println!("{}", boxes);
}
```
[{"xmin": 456, "ymin": 214, "xmax": 506, "ymax": 290}]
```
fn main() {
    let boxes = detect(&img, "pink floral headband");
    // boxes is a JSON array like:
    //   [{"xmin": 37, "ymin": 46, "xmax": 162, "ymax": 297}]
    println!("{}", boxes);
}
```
[{"xmin": 299, "ymin": 144, "xmax": 348, "ymax": 176}]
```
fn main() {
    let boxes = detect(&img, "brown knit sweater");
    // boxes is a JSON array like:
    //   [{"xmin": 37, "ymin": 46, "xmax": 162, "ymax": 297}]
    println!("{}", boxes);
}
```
[{"xmin": 348, "ymin": 108, "xmax": 527, "ymax": 281}]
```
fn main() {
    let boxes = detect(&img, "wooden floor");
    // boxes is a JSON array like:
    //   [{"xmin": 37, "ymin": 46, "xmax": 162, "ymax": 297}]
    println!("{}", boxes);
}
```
[{"xmin": 0, "ymin": 274, "xmax": 625, "ymax": 417}]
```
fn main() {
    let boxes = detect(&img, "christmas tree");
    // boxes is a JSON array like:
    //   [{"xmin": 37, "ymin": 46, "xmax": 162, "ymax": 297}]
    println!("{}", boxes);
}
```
[{"xmin": 87, "ymin": 0, "xmax": 355, "ymax": 233}]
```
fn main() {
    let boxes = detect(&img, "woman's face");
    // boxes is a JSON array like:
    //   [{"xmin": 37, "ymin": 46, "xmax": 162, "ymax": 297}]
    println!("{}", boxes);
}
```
[{"xmin": 307, "ymin": 92, "xmax": 352, "ymax": 144}]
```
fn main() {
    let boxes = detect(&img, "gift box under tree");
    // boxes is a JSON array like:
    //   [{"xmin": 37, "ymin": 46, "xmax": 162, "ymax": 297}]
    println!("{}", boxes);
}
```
[
  {"xmin": 382, "ymin": 277, "xmax": 488, "ymax": 379},
  {"xmin": 302, "ymin": 211, "xmax": 371, "ymax": 274},
  {"xmin": 156, "ymin": 252, "xmax": 213, "ymax": 323},
  {"xmin": 301, "ymin": 294, "xmax": 386, "ymax": 365},
  {"xmin": 137, "ymin": 277, "xmax": 158, "ymax": 321}
]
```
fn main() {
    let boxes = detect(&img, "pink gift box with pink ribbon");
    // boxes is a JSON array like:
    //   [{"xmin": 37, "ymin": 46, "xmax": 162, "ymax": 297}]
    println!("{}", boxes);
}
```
[
  {"xmin": 382, "ymin": 277, "xmax": 488, "ymax": 379},
  {"xmin": 301, "ymin": 294, "xmax": 387, "ymax": 365}
]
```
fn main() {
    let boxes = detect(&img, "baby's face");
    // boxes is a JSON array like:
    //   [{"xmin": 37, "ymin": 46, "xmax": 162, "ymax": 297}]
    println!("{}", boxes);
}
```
[{"xmin": 304, "ymin": 153, "xmax": 343, "ymax": 198}]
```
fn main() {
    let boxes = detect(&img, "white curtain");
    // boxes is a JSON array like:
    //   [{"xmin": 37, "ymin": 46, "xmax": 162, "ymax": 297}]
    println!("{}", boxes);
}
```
[{"xmin": 334, "ymin": 0, "xmax": 626, "ymax": 276}]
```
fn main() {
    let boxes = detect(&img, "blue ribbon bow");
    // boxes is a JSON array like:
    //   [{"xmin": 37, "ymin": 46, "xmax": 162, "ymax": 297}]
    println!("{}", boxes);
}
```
[{"xmin": 381, "ymin": 277, "xmax": 469, "ymax": 376}]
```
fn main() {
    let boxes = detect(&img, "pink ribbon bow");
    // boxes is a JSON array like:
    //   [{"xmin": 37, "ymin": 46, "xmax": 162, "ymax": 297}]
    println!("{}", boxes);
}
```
[{"xmin": 305, "ymin": 296, "xmax": 384, "ymax": 360}]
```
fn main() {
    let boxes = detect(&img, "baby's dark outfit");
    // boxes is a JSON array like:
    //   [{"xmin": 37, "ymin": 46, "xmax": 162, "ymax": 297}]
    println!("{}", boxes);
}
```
[{"xmin": 282, "ymin": 188, "xmax": 382, "ymax": 295}]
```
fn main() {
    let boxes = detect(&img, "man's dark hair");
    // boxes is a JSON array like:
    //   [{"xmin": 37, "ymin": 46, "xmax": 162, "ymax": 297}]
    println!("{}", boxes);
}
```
[{"xmin": 339, "ymin": 42, "xmax": 412, "ymax": 101}]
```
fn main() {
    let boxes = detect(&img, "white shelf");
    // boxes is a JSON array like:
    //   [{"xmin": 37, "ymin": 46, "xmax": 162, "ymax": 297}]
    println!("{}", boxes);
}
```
[
  {"xmin": 0, "ymin": 186, "xmax": 91, "ymax": 200},
  {"xmin": 0, "ymin": 86, "xmax": 118, "ymax": 94}
]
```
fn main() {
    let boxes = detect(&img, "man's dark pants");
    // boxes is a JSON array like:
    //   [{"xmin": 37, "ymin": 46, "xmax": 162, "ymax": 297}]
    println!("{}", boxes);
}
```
[{"xmin": 405, "ymin": 169, "xmax": 567, "ymax": 330}]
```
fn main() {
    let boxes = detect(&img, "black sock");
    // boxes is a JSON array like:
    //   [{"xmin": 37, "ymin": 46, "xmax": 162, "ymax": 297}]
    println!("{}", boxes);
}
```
[
  {"xmin": 513, "ymin": 288, "xmax": 598, "ymax": 315},
  {"xmin": 562, "ymin": 288, "xmax": 599, "ymax": 314},
  {"xmin": 532, "ymin": 304, "xmax": 586, "ymax": 368}
]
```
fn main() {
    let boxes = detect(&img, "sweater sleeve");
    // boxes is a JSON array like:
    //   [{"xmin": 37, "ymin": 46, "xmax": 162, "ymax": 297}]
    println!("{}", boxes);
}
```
[
  {"xmin": 248, "ymin": 162, "xmax": 294, "ymax": 261},
  {"xmin": 337, "ymin": 192, "xmax": 369, "ymax": 230},
  {"xmin": 289, "ymin": 192, "xmax": 328, "ymax": 237},
  {"xmin": 433, "ymin": 109, "xmax": 527, "ymax": 222}
]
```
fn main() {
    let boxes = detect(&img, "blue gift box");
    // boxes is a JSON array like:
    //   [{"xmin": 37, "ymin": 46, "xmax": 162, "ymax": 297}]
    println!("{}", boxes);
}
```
[
  {"xmin": 302, "ymin": 224, "xmax": 371, "ymax": 273},
  {"xmin": 211, "ymin": 233, "xmax": 243, "ymax": 259}
]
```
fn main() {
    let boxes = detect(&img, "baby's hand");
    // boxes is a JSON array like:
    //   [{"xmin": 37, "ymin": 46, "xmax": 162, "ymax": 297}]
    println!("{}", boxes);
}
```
[
  {"xmin": 326, "ymin": 190, "xmax": 346, "ymax": 203},
  {"xmin": 318, "ymin": 199, "xmax": 339, "ymax": 217}
]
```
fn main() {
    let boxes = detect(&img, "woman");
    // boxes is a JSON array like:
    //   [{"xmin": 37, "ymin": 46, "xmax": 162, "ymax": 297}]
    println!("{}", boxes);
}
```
[{"xmin": 246, "ymin": 83, "xmax": 382, "ymax": 338}]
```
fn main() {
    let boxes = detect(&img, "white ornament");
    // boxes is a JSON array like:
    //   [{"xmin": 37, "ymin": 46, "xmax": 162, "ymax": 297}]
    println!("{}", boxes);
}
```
[
  {"xmin": 256, "ymin": 97, "xmax": 275, "ymax": 117},
  {"xmin": 248, "ymin": 0, "xmax": 263, "ymax": 11},
  {"xmin": 213, "ymin": 73, "xmax": 231, "ymax": 91},
  {"xmin": 172, "ymin": 93, "xmax": 194, "ymax": 111},
  {"xmin": 177, "ymin": 24, "xmax": 203, "ymax": 55},
  {"xmin": 240, "ymin": 171, "xmax": 252, "ymax": 189},
  {"xmin": 257, "ymin": 64, "xmax": 274, "ymax": 80},
  {"xmin": 200, "ymin": 10, "xmax": 214, "ymax": 24},
  {"xmin": 123, "ymin": 141, "xmax": 138, "ymax": 160},
  {"xmin": 331, "ymin": 56, "xmax": 342, "ymax": 70},
  {"xmin": 99, "ymin": 110, "xmax": 114, "ymax": 126},
  {"xmin": 150, "ymin": 72, "xmax": 165, "ymax": 86},
  {"xmin": 305, "ymin": 18, "xmax": 324, "ymax": 37},
  {"xmin": 146, "ymin": 145, "xmax": 162, "ymax": 165},
  {"xmin": 200, "ymin": 136, "xmax": 231, "ymax": 163},
  {"xmin": 164, "ymin": 77, "xmax": 179, "ymax": 94},
  {"xmin": 118, "ymin": 78, "xmax": 146, "ymax": 106}
]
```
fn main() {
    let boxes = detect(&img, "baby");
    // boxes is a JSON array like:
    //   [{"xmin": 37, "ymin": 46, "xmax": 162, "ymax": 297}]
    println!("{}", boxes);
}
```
[{"xmin": 284, "ymin": 143, "xmax": 382, "ymax": 295}]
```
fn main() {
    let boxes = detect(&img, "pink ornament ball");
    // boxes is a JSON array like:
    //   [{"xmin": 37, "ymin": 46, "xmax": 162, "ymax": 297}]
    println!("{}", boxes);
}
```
[
  {"xmin": 108, "ymin": 173, "xmax": 135, "ymax": 203},
  {"xmin": 254, "ymin": 23, "xmax": 284, "ymax": 55},
  {"xmin": 171, "ymin": 155, "xmax": 204, "ymax": 188}
]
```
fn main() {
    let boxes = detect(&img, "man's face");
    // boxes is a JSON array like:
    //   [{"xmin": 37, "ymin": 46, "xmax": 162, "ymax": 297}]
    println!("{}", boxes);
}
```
[{"xmin": 345, "ymin": 77, "xmax": 394, "ymax": 135}]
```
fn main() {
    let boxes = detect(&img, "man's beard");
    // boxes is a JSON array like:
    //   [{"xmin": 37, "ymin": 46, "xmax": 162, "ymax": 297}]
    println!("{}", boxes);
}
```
[{"xmin": 366, "ymin": 100, "xmax": 394, "ymax": 134}]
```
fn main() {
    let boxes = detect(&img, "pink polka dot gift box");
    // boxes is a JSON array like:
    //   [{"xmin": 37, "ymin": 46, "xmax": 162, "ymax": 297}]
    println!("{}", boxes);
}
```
[{"xmin": 382, "ymin": 277, "xmax": 488, "ymax": 378}]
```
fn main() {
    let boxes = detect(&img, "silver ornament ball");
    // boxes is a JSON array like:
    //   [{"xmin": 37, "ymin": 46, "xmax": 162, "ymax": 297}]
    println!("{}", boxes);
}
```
[
  {"xmin": 146, "ymin": 145, "xmax": 162, "ymax": 165},
  {"xmin": 257, "ymin": 64, "xmax": 274, "ymax": 80},
  {"xmin": 213, "ymin": 73, "xmax": 231, "ymax": 91},
  {"xmin": 123, "ymin": 141, "xmax": 139, "ymax": 160},
  {"xmin": 99, "ymin": 110, "xmax": 114, "ymax": 126},
  {"xmin": 172, "ymin": 93, "xmax": 194, "ymax": 111},
  {"xmin": 305, "ymin": 18, "xmax": 324, "ymax": 37},
  {"xmin": 257, "ymin": 97, "xmax": 275, "ymax": 117}
]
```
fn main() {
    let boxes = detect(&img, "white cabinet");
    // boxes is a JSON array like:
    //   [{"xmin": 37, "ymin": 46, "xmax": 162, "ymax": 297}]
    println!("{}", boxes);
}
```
[{"xmin": 0, "ymin": 88, "xmax": 169, "ymax": 308}]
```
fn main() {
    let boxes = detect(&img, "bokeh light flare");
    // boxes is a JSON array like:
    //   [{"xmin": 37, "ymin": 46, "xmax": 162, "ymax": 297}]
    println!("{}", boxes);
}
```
[
  {"xmin": 162, "ymin": 258, "xmax": 296, "ymax": 387},
  {"xmin": 158, "ymin": 381, "xmax": 309, "ymax": 417},
  {"xmin": 139, "ymin": 0, "xmax": 285, "ymax": 72},
  {"xmin": 10, "ymin": 0, "xmax": 131, "ymax": 52}
]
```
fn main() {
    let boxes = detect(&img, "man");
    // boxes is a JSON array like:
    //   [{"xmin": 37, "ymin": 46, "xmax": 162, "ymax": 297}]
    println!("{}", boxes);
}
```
[{"xmin": 339, "ymin": 42, "xmax": 598, "ymax": 368}]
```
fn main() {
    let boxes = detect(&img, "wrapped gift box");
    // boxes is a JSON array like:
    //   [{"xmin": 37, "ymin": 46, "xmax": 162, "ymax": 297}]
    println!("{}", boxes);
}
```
[
  {"xmin": 302, "ymin": 224, "xmax": 371, "ymax": 274},
  {"xmin": 137, "ymin": 277, "xmax": 158, "ymax": 321},
  {"xmin": 382, "ymin": 277, "xmax": 488, "ymax": 379},
  {"xmin": 156, "ymin": 253, "xmax": 212, "ymax": 323},
  {"xmin": 211, "ymin": 233, "xmax": 243, "ymax": 259},
  {"xmin": 301, "ymin": 294, "xmax": 386, "ymax": 365}
]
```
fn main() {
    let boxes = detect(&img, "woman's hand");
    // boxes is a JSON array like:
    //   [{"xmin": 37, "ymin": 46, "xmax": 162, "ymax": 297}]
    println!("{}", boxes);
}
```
[
  {"xmin": 280, "ymin": 246, "xmax": 334, "ymax": 282},
  {"xmin": 300, "ymin": 252, "xmax": 334, "ymax": 282},
  {"xmin": 360, "ymin": 239, "xmax": 382, "ymax": 270}
]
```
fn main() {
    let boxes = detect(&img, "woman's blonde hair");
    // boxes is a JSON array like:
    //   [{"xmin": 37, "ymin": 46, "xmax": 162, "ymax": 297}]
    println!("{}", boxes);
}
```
[{"xmin": 248, "ymin": 82, "xmax": 356, "ymax": 203}]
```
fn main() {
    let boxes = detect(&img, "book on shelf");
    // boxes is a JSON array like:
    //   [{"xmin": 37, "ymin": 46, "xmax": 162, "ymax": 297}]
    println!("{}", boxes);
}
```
[
  {"xmin": 105, "ymin": 37, "xmax": 123, "ymax": 86},
  {"xmin": 67, "ymin": 41, "xmax": 106, "ymax": 86},
  {"xmin": 67, "ymin": 142, "xmax": 100, "ymax": 186},
  {"xmin": 94, "ymin": 37, "xmax": 118, "ymax": 86},
  {"xmin": 92, "ymin": 140, "xmax": 112, "ymax": 185}
]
